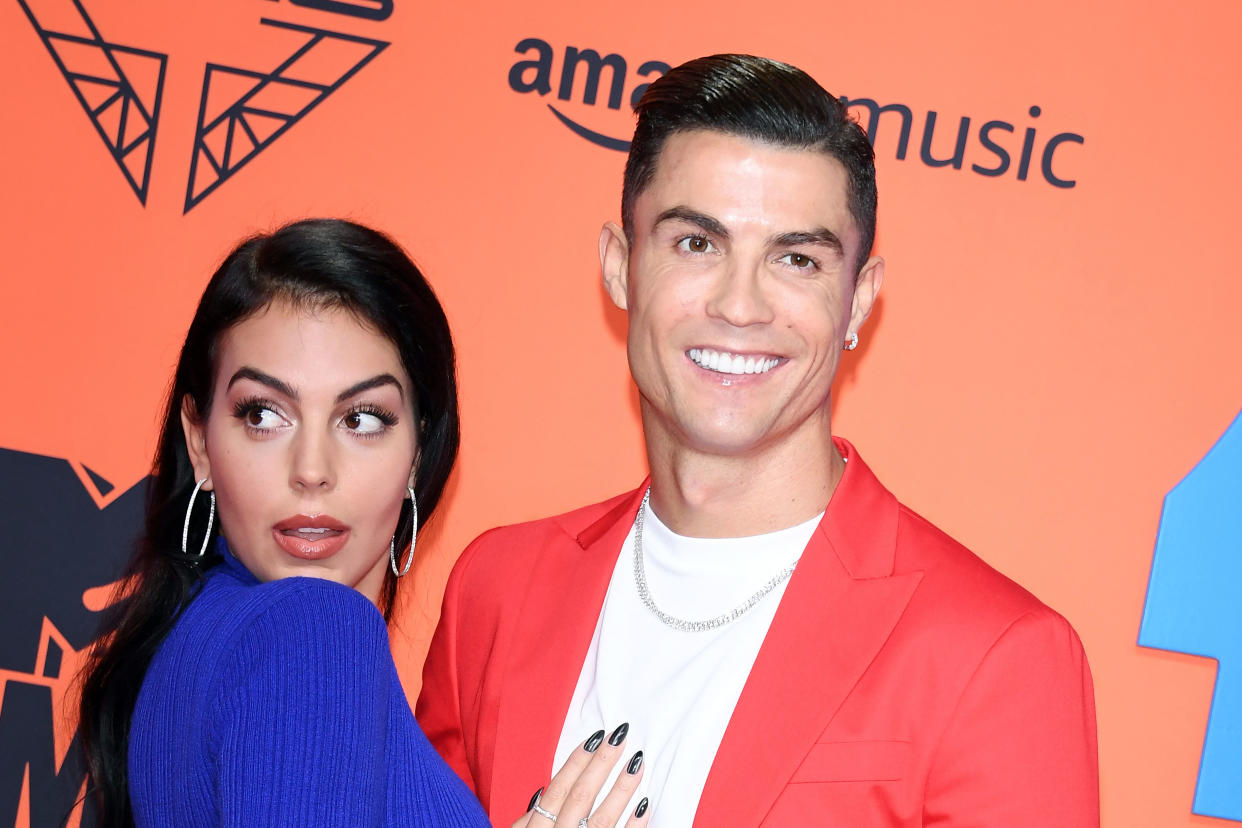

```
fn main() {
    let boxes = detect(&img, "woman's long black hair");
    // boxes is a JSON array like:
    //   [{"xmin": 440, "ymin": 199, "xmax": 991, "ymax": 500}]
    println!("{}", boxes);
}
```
[{"xmin": 77, "ymin": 218, "xmax": 460, "ymax": 826}]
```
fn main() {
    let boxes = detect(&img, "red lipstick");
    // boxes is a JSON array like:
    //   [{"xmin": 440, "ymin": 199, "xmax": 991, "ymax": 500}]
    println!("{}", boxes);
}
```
[{"xmin": 272, "ymin": 515, "xmax": 349, "ymax": 560}]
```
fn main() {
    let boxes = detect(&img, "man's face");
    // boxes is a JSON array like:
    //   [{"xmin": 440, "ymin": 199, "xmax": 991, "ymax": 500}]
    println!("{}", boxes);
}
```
[{"xmin": 601, "ymin": 129, "xmax": 883, "ymax": 459}]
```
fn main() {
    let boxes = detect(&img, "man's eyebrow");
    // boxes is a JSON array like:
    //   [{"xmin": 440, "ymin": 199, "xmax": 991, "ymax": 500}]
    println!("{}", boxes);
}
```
[
  {"xmin": 653, "ymin": 207, "xmax": 731, "ymax": 240},
  {"xmin": 335, "ymin": 373, "xmax": 404, "ymax": 403},
  {"xmin": 771, "ymin": 228, "xmax": 844, "ymax": 254},
  {"xmin": 226, "ymin": 367, "xmax": 298, "ymax": 399}
]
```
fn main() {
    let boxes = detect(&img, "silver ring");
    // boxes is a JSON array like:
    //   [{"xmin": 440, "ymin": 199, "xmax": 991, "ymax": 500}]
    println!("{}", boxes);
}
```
[
  {"xmin": 579, "ymin": 820, "xmax": 590, "ymax": 828},
  {"xmin": 531, "ymin": 803, "xmax": 557, "ymax": 823}
]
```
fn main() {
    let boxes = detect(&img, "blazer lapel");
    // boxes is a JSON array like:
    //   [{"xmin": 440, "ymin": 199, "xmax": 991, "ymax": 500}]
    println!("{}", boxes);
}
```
[
  {"xmin": 695, "ymin": 445, "xmax": 923, "ymax": 826},
  {"xmin": 487, "ymin": 485, "xmax": 648, "ymax": 820}
]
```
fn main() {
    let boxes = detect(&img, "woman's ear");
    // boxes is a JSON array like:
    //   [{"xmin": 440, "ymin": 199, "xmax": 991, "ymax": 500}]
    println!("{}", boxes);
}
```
[
  {"xmin": 181, "ymin": 395, "xmax": 213, "ymax": 489},
  {"xmin": 407, "ymin": 443, "xmax": 420, "ymax": 491}
]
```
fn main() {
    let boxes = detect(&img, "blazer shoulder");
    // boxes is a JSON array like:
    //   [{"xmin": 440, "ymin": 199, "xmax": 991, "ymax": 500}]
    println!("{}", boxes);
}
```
[
  {"xmin": 459, "ymin": 489, "xmax": 636, "ymax": 564},
  {"xmin": 892, "ymin": 502, "xmax": 1071, "ymax": 640},
  {"xmin": 446, "ymin": 488, "xmax": 637, "ymax": 595}
]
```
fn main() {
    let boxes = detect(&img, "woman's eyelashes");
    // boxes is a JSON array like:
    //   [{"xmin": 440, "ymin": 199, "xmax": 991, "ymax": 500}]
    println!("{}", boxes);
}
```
[
  {"xmin": 233, "ymin": 396, "xmax": 288, "ymax": 434},
  {"xmin": 340, "ymin": 404, "xmax": 398, "ymax": 437},
  {"xmin": 231, "ymin": 397, "xmax": 398, "ymax": 439}
]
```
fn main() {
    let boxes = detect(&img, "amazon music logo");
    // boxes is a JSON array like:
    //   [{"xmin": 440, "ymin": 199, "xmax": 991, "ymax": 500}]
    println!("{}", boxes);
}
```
[
  {"xmin": 842, "ymin": 98, "xmax": 1084, "ymax": 188},
  {"xmin": 17, "ymin": 0, "xmax": 393, "ymax": 212},
  {"xmin": 507, "ymin": 38, "xmax": 669, "ymax": 150},
  {"xmin": 507, "ymin": 38, "xmax": 1084, "ymax": 188}
]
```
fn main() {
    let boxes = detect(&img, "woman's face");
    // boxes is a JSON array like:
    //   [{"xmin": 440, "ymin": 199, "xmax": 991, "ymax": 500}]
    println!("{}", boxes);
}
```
[{"xmin": 182, "ymin": 300, "xmax": 418, "ymax": 604}]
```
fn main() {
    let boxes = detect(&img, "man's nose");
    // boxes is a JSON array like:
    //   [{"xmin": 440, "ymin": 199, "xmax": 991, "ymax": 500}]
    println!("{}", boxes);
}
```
[{"xmin": 705, "ymin": 258, "xmax": 775, "ymax": 327}]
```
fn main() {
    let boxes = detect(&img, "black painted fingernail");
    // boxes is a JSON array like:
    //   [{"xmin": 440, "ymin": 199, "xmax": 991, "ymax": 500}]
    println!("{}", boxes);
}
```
[
  {"xmin": 527, "ymin": 788, "xmax": 543, "ymax": 812},
  {"xmin": 627, "ymin": 750, "xmax": 644, "ymax": 774},
  {"xmin": 608, "ymin": 722, "xmax": 629, "ymax": 746},
  {"xmin": 634, "ymin": 797, "xmax": 649, "ymax": 818},
  {"xmin": 584, "ymin": 729, "xmax": 606, "ymax": 752}
]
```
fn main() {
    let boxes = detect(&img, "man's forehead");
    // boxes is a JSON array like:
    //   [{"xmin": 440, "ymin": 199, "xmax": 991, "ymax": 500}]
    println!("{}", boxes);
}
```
[{"xmin": 638, "ymin": 129, "xmax": 858, "ymax": 242}]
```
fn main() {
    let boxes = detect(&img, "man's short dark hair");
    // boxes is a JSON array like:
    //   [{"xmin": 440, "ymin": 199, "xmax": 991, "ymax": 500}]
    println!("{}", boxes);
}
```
[{"xmin": 622, "ymin": 54, "xmax": 877, "ymax": 273}]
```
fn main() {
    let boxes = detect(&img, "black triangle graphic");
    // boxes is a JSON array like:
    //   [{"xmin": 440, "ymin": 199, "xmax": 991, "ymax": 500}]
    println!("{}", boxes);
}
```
[
  {"xmin": 72, "ymin": 76, "xmax": 121, "ymax": 112},
  {"xmin": 238, "ymin": 109, "xmax": 291, "ymax": 144},
  {"xmin": 16, "ymin": 0, "xmax": 167, "ymax": 206},
  {"xmin": 42, "ymin": 638, "xmax": 64, "ymax": 679},
  {"xmin": 184, "ymin": 18, "xmax": 388, "ymax": 213},
  {"xmin": 81, "ymin": 464, "xmax": 115, "ymax": 497}
]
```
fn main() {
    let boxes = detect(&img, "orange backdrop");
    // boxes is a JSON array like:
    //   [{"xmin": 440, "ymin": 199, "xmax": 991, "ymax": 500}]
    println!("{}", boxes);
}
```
[{"xmin": 2, "ymin": 0, "xmax": 1241, "ymax": 825}]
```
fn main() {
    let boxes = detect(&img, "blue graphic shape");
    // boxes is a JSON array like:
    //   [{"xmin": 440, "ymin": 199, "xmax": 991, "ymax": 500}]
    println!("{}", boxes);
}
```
[
  {"xmin": 17, "ymin": 0, "xmax": 167, "ymax": 205},
  {"xmin": 1140, "ymin": 409, "xmax": 1242, "ymax": 821},
  {"xmin": 184, "ymin": 18, "xmax": 387, "ymax": 212}
]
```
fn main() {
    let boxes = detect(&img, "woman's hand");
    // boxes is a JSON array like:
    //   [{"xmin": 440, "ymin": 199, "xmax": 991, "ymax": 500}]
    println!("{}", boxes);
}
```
[{"xmin": 511, "ymin": 724, "xmax": 650, "ymax": 828}]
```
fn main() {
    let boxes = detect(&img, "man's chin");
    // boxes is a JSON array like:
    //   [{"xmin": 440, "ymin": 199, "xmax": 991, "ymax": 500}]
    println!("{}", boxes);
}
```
[{"xmin": 673, "ymin": 424, "xmax": 783, "ymax": 458}]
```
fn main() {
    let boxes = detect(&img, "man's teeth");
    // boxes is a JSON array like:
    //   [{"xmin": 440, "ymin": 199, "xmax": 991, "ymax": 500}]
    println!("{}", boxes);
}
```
[{"xmin": 688, "ymin": 349, "xmax": 779, "ymax": 375}]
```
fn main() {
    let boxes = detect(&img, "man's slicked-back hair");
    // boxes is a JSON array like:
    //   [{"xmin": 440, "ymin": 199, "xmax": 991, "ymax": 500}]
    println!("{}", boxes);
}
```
[{"xmin": 622, "ymin": 54, "xmax": 877, "ymax": 273}]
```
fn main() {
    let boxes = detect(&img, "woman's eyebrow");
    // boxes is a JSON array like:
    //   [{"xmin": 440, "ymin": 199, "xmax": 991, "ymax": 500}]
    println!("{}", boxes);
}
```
[
  {"xmin": 225, "ymin": 368, "xmax": 404, "ymax": 402},
  {"xmin": 335, "ymin": 373, "xmax": 404, "ymax": 403},
  {"xmin": 226, "ymin": 367, "xmax": 298, "ymax": 399}
]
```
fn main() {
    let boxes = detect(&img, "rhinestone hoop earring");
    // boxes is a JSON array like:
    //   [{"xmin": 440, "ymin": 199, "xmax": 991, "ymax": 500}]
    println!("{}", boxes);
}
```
[
  {"xmin": 181, "ymin": 478, "xmax": 216, "ymax": 559},
  {"xmin": 389, "ymin": 486, "xmax": 419, "ymax": 577},
  {"xmin": 844, "ymin": 331, "xmax": 859, "ymax": 351}
]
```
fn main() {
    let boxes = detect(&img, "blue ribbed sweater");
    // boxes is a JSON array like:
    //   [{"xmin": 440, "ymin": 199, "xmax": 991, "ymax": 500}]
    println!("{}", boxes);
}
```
[{"xmin": 129, "ymin": 547, "xmax": 490, "ymax": 826}]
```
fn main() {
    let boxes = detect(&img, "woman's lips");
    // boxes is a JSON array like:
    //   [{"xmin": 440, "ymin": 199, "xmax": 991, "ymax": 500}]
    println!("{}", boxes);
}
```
[{"xmin": 272, "ymin": 515, "xmax": 349, "ymax": 560}]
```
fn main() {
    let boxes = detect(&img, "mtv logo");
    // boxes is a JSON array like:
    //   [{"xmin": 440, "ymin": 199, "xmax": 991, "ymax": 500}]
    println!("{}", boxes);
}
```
[{"xmin": 0, "ymin": 448, "xmax": 143, "ymax": 825}]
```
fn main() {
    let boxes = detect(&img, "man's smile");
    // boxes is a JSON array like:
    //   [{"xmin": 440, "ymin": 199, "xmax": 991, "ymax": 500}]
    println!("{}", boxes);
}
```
[{"xmin": 687, "ymin": 348, "xmax": 782, "ymax": 375}]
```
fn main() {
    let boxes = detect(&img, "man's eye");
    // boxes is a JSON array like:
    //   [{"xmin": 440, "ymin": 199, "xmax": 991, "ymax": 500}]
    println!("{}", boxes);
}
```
[
  {"xmin": 781, "ymin": 253, "xmax": 817, "ymax": 270},
  {"xmin": 678, "ymin": 236, "xmax": 713, "ymax": 254}
]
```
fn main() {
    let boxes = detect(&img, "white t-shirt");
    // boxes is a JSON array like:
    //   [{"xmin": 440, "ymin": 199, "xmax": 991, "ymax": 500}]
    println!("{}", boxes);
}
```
[{"xmin": 552, "ymin": 500, "xmax": 822, "ymax": 826}]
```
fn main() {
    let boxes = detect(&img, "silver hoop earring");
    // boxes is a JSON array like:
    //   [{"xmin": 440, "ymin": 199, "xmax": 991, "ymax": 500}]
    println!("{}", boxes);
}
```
[
  {"xmin": 389, "ymin": 486, "xmax": 418, "ymax": 577},
  {"xmin": 844, "ymin": 331, "xmax": 859, "ymax": 351},
  {"xmin": 182, "ymin": 478, "xmax": 215, "ymax": 558}
]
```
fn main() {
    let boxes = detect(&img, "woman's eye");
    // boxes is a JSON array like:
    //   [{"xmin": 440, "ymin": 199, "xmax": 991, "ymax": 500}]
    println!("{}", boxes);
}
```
[
  {"xmin": 343, "ymin": 411, "xmax": 386, "ymax": 434},
  {"xmin": 244, "ymin": 407, "xmax": 283, "ymax": 429},
  {"xmin": 677, "ymin": 236, "xmax": 713, "ymax": 254}
]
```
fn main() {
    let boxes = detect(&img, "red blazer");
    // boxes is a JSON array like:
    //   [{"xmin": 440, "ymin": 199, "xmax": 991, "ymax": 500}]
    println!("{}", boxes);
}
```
[{"xmin": 418, "ymin": 440, "xmax": 1099, "ymax": 826}]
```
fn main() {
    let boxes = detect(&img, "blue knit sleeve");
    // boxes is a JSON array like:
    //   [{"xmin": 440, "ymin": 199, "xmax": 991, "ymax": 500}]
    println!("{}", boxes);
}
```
[{"xmin": 207, "ymin": 578, "xmax": 392, "ymax": 826}]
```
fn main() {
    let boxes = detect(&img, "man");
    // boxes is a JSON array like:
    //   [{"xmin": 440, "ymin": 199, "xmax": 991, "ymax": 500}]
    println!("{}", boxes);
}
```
[{"xmin": 419, "ymin": 54, "xmax": 1099, "ymax": 826}]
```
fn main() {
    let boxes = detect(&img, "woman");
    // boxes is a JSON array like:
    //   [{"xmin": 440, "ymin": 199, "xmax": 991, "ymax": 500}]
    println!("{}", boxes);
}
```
[
  {"xmin": 77, "ymin": 219, "xmax": 648, "ymax": 827},
  {"xmin": 77, "ymin": 218, "xmax": 486, "ymax": 825}
]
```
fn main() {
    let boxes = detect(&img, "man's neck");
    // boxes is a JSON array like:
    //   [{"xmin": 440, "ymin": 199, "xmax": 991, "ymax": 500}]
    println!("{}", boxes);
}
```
[{"xmin": 644, "ymin": 426, "xmax": 845, "ymax": 539}]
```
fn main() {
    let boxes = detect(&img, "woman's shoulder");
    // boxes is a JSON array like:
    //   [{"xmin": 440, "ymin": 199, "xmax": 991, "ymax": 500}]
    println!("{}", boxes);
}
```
[
  {"xmin": 189, "ymin": 568, "xmax": 389, "ymax": 652},
  {"xmin": 135, "ymin": 571, "xmax": 395, "ymax": 773},
  {"xmin": 154, "ymin": 568, "xmax": 391, "ymax": 697},
  {"xmin": 241, "ymin": 571, "xmax": 383, "ymax": 618}
]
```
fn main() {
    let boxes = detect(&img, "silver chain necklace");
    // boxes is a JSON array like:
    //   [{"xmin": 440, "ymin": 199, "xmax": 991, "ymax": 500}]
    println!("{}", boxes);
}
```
[{"xmin": 632, "ymin": 488, "xmax": 801, "ymax": 633}]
